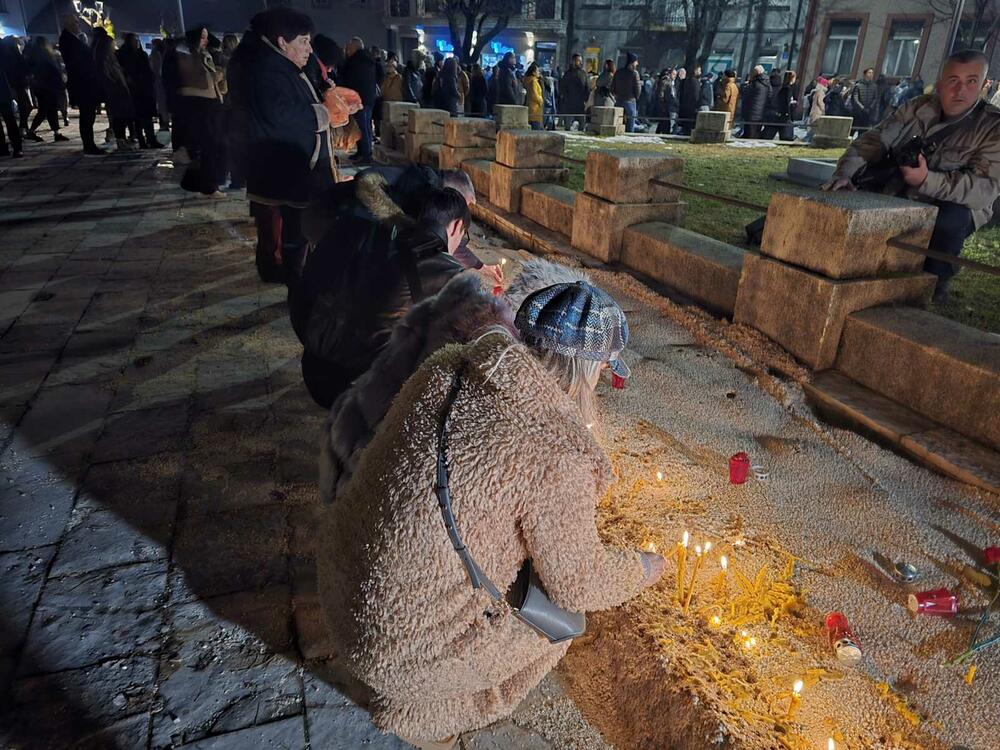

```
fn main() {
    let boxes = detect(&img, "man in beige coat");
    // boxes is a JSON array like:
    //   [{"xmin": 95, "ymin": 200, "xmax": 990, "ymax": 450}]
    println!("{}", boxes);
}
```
[
  {"xmin": 318, "ymin": 281, "xmax": 664, "ymax": 748},
  {"xmin": 824, "ymin": 49, "xmax": 1000, "ymax": 302}
]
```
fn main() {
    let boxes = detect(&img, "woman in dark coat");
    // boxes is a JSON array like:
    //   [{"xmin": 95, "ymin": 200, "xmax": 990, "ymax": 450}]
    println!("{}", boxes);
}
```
[
  {"xmin": 176, "ymin": 25, "xmax": 227, "ymax": 195},
  {"xmin": 742, "ymin": 66, "xmax": 770, "ymax": 138},
  {"xmin": 247, "ymin": 7, "xmax": 335, "ymax": 283},
  {"xmin": 468, "ymin": 64, "xmax": 487, "ymax": 115},
  {"xmin": 433, "ymin": 56, "xmax": 462, "ymax": 116},
  {"xmin": 25, "ymin": 36, "xmax": 68, "ymax": 143},
  {"xmin": 93, "ymin": 28, "xmax": 135, "ymax": 150},
  {"xmin": 117, "ymin": 33, "xmax": 162, "ymax": 148}
]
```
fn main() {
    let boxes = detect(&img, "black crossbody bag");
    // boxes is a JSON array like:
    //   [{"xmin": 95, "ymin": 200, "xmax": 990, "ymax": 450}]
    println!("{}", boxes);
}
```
[{"xmin": 433, "ymin": 368, "xmax": 586, "ymax": 644}]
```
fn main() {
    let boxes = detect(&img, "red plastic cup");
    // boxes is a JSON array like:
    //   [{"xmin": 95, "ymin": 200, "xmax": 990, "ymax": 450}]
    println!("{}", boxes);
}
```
[
  {"xmin": 729, "ymin": 452, "xmax": 750, "ymax": 484},
  {"xmin": 611, "ymin": 373, "xmax": 626, "ymax": 390},
  {"xmin": 826, "ymin": 611, "xmax": 863, "ymax": 664},
  {"xmin": 908, "ymin": 588, "xmax": 959, "ymax": 616}
]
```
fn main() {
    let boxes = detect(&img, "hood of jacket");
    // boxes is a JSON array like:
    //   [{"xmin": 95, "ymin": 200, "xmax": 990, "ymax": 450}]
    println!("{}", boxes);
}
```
[{"xmin": 355, "ymin": 170, "xmax": 411, "ymax": 225}]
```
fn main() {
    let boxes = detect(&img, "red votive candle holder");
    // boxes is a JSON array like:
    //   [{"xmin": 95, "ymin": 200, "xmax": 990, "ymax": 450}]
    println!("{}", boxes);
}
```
[
  {"xmin": 826, "ymin": 611, "xmax": 863, "ymax": 664},
  {"xmin": 492, "ymin": 285, "xmax": 504, "ymax": 296},
  {"xmin": 908, "ymin": 588, "xmax": 959, "ymax": 616},
  {"xmin": 729, "ymin": 452, "xmax": 750, "ymax": 484},
  {"xmin": 611, "ymin": 373, "xmax": 626, "ymax": 390}
]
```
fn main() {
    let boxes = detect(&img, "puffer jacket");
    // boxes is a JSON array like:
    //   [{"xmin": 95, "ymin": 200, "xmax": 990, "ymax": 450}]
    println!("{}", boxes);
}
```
[
  {"xmin": 524, "ymin": 71, "xmax": 544, "ymax": 123},
  {"xmin": 316, "ymin": 331, "xmax": 647, "ymax": 740},
  {"xmin": 833, "ymin": 94, "xmax": 1000, "ymax": 228}
]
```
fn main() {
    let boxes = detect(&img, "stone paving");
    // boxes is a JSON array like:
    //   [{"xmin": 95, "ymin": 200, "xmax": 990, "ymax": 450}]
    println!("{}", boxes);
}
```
[{"xmin": 0, "ymin": 124, "xmax": 603, "ymax": 749}]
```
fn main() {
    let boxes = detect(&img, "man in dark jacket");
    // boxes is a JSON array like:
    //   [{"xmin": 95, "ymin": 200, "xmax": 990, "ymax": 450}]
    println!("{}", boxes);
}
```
[
  {"xmin": 224, "ymin": 31, "xmax": 262, "ymax": 189},
  {"xmin": 612, "ymin": 52, "xmax": 641, "ymax": 132},
  {"xmin": 0, "ymin": 38, "xmax": 23, "ymax": 157},
  {"xmin": 495, "ymin": 51, "xmax": 519, "ymax": 109},
  {"xmin": 743, "ymin": 65, "xmax": 771, "ymax": 138},
  {"xmin": 559, "ymin": 53, "xmax": 590, "ymax": 131},
  {"xmin": 341, "ymin": 36, "xmax": 377, "ymax": 163},
  {"xmin": 59, "ymin": 14, "xmax": 103, "ymax": 155},
  {"xmin": 677, "ymin": 65, "xmax": 701, "ymax": 134},
  {"xmin": 290, "ymin": 187, "xmax": 471, "ymax": 409},
  {"xmin": 850, "ymin": 67, "xmax": 878, "ymax": 131},
  {"xmin": 247, "ymin": 7, "xmax": 334, "ymax": 283}
]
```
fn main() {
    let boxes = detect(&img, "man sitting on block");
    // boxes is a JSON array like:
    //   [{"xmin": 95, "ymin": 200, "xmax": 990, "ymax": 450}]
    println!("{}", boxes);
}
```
[{"xmin": 823, "ymin": 49, "xmax": 1000, "ymax": 303}]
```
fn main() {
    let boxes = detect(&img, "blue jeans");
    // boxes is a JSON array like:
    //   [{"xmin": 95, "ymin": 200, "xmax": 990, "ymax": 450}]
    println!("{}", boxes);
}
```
[
  {"xmin": 355, "ymin": 106, "xmax": 373, "ymax": 159},
  {"xmin": 622, "ymin": 100, "xmax": 637, "ymax": 133}
]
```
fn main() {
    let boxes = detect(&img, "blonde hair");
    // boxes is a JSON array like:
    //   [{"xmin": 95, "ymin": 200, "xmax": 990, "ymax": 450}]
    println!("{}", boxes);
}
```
[{"xmin": 535, "ymin": 349, "xmax": 602, "ymax": 427}]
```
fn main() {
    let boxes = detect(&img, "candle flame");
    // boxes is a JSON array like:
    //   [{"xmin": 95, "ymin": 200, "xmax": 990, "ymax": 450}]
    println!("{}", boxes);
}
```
[
  {"xmin": 585, "ymin": 423, "xmax": 593, "ymax": 430},
  {"xmin": 647, "ymin": 542, "xmax": 657, "ymax": 553},
  {"xmin": 682, "ymin": 531, "xmax": 689, "ymax": 547},
  {"xmin": 827, "ymin": 739, "xmax": 835, "ymax": 750},
  {"xmin": 500, "ymin": 258, "xmax": 507, "ymax": 265},
  {"xmin": 704, "ymin": 541, "xmax": 712, "ymax": 553},
  {"xmin": 695, "ymin": 545, "xmax": 702, "ymax": 556},
  {"xmin": 720, "ymin": 555, "xmax": 728, "ymax": 571},
  {"xmin": 745, "ymin": 637, "xmax": 757, "ymax": 648},
  {"xmin": 792, "ymin": 679, "xmax": 803, "ymax": 695},
  {"xmin": 656, "ymin": 471, "xmax": 664, "ymax": 481},
  {"xmin": 711, "ymin": 615, "xmax": 721, "ymax": 626}
]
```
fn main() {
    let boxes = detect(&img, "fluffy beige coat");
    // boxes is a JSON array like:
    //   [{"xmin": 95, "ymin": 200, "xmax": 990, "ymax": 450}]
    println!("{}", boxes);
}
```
[{"xmin": 316, "ymin": 332, "xmax": 646, "ymax": 740}]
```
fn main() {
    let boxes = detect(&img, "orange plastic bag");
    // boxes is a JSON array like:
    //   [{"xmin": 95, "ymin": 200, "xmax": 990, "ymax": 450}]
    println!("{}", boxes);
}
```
[{"xmin": 323, "ymin": 86, "xmax": 364, "ymax": 128}]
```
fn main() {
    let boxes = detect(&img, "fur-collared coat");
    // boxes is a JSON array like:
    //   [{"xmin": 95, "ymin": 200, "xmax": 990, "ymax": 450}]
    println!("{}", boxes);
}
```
[{"xmin": 316, "ymin": 332, "xmax": 647, "ymax": 740}]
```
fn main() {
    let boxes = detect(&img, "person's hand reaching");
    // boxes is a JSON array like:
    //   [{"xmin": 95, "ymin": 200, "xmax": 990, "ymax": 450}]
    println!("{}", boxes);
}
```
[
  {"xmin": 641, "ymin": 552, "xmax": 666, "ymax": 587},
  {"xmin": 480, "ymin": 264, "xmax": 504, "ymax": 286},
  {"xmin": 821, "ymin": 176, "xmax": 856, "ymax": 191}
]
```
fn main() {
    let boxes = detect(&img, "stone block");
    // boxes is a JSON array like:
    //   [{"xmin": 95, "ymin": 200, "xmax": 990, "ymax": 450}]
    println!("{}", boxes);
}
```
[
  {"xmin": 443, "ymin": 117, "xmax": 496, "ymax": 147},
  {"xmin": 591, "ymin": 106, "xmax": 624, "ymax": 126},
  {"xmin": 439, "ymin": 144, "xmax": 496, "ymax": 169},
  {"xmin": 496, "ymin": 129, "xmax": 565, "ymax": 168},
  {"xmin": 380, "ymin": 121, "xmax": 397, "ymax": 151},
  {"xmin": 786, "ymin": 157, "xmax": 836, "ymax": 185},
  {"xmin": 570, "ymin": 193, "xmax": 686, "ymax": 263},
  {"xmin": 588, "ymin": 123, "xmax": 626, "ymax": 136},
  {"xmin": 405, "ymin": 130, "xmax": 443, "ymax": 162},
  {"xmin": 813, "ymin": 115, "xmax": 854, "ymax": 139},
  {"xmin": 733, "ymin": 254, "xmax": 936, "ymax": 370},
  {"xmin": 494, "ymin": 104, "xmax": 529, "ymax": 129},
  {"xmin": 695, "ymin": 110, "xmax": 730, "ymax": 131},
  {"xmin": 490, "ymin": 163, "xmax": 569, "ymax": 213},
  {"xmin": 622, "ymin": 223, "xmax": 747, "ymax": 314},
  {"xmin": 690, "ymin": 129, "xmax": 732, "ymax": 144},
  {"xmin": 407, "ymin": 108, "xmax": 449, "ymax": 133},
  {"xmin": 812, "ymin": 135, "xmax": 852, "ymax": 149},
  {"xmin": 384, "ymin": 100, "xmax": 419, "ymax": 127},
  {"xmin": 760, "ymin": 190, "xmax": 935, "ymax": 279},
  {"xmin": 583, "ymin": 150, "xmax": 683, "ymax": 204},
  {"xmin": 420, "ymin": 143, "xmax": 442, "ymax": 168},
  {"xmin": 520, "ymin": 183, "xmax": 577, "ymax": 237},
  {"xmin": 836, "ymin": 306, "xmax": 1000, "ymax": 449},
  {"xmin": 462, "ymin": 158, "xmax": 494, "ymax": 197}
]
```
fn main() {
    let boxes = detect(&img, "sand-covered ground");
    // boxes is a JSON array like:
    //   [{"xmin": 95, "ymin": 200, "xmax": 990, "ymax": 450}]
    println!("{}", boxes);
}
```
[{"xmin": 470, "ymin": 228, "xmax": 999, "ymax": 750}]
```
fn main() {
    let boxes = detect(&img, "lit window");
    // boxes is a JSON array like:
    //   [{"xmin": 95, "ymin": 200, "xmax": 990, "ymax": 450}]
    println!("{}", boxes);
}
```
[
  {"xmin": 882, "ymin": 21, "xmax": 923, "ymax": 78},
  {"xmin": 821, "ymin": 20, "xmax": 861, "ymax": 77}
]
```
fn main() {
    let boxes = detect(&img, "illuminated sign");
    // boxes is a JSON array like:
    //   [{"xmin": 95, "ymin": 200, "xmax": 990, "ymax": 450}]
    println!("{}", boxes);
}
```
[{"xmin": 435, "ymin": 39, "xmax": 454, "ymax": 53}]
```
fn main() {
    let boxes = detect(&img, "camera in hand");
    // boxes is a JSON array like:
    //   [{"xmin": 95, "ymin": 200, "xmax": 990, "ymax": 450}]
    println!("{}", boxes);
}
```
[{"xmin": 851, "ymin": 136, "xmax": 938, "ymax": 192}]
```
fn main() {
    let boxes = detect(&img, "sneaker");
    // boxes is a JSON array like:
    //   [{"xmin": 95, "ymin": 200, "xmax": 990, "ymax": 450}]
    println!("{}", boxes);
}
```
[
  {"xmin": 205, "ymin": 190, "xmax": 227, "ymax": 199},
  {"xmin": 23, "ymin": 131, "xmax": 43, "ymax": 142},
  {"xmin": 54, "ymin": 133, "xmax": 70, "ymax": 142}
]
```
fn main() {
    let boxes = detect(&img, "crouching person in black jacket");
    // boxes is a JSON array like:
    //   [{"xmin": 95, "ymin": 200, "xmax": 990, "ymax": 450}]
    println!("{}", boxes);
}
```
[{"xmin": 290, "ymin": 188, "xmax": 471, "ymax": 409}]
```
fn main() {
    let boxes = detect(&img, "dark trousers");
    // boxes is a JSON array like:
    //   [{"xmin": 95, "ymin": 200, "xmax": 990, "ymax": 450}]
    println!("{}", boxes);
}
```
[
  {"xmin": 355, "ymin": 106, "xmax": 373, "ymax": 158},
  {"xmin": 280, "ymin": 205, "xmax": 306, "ymax": 283},
  {"xmin": 181, "ymin": 97, "xmax": 225, "ymax": 193},
  {"xmin": 78, "ymin": 101, "xmax": 98, "ymax": 150},
  {"xmin": 14, "ymin": 88, "xmax": 31, "ymax": 131},
  {"xmin": 111, "ymin": 116, "xmax": 129, "ymax": 140},
  {"xmin": 301, "ymin": 350, "xmax": 360, "ymax": 410},
  {"xmin": 29, "ymin": 91, "xmax": 60, "ymax": 134},
  {"xmin": 253, "ymin": 202, "xmax": 284, "ymax": 283},
  {"xmin": 0, "ymin": 102, "xmax": 21, "ymax": 154},
  {"xmin": 926, "ymin": 201, "xmax": 975, "ymax": 286}
]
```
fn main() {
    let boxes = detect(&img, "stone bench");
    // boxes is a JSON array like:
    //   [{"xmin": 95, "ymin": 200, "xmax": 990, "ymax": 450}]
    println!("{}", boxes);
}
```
[
  {"xmin": 420, "ymin": 143, "xmax": 442, "ymax": 169},
  {"xmin": 734, "ymin": 256, "xmax": 934, "ymax": 370},
  {"xmin": 622, "ymin": 223, "xmax": 747, "ymax": 314},
  {"xmin": 520, "ymin": 183, "xmax": 576, "ymax": 237},
  {"xmin": 461, "ymin": 159, "xmax": 493, "ymax": 198},
  {"xmin": 811, "ymin": 115, "xmax": 853, "ymax": 149},
  {"xmin": 835, "ymin": 307, "xmax": 1000, "ymax": 450}
]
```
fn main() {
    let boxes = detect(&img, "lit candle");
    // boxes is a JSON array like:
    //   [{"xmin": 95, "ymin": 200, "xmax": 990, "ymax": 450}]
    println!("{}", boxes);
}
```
[
  {"xmin": 714, "ymin": 555, "xmax": 729, "ymax": 601},
  {"xmin": 656, "ymin": 470, "xmax": 664, "ymax": 482},
  {"xmin": 676, "ymin": 531, "xmax": 689, "ymax": 603},
  {"xmin": 710, "ymin": 615, "xmax": 721, "ymax": 627},
  {"xmin": 827, "ymin": 738, "xmax": 836, "ymax": 750},
  {"xmin": 500, "ymin": 258, "xmax": 507, "ymax": 265},
  {"xmin": 647, "ymin": 542, "xmax": 657, "ymax": 553},
  {"xmin": 683, "ymin": 544, "xmax": 705, "ymax": 613},
  {"xmin": 787, "ymin": 679, "xmax": 803, "ymax": 719}
]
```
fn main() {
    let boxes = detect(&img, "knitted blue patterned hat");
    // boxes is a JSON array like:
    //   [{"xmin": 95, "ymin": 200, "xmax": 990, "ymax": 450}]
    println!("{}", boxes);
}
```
[{"xmin": 515, "ymin": 281, "xmax": 630, "ymax": 379}]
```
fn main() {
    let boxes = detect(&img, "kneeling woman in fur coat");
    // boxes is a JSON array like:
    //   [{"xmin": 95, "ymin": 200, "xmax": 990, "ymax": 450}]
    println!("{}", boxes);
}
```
[{"xmin": 317, "ymin": 278, "xmax": 666, "ymax": 748}]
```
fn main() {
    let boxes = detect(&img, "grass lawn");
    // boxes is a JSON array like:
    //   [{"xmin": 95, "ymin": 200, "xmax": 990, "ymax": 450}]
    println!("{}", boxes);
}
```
[{"xmin": 561, "ymin": 136, "xmax": 1000, "ymax": 333}]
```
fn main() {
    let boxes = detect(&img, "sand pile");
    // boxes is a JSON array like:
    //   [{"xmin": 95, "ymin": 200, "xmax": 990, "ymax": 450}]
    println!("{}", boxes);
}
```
[{"xmin": 473, "ymin": 234, "xmax": 999, "ymax": 750}]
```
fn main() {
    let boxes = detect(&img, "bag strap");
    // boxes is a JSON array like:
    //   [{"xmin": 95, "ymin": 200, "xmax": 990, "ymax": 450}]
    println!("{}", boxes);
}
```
[{"xmin": 434, "ymin": 367, "xmax": 503, "ymax": 601}]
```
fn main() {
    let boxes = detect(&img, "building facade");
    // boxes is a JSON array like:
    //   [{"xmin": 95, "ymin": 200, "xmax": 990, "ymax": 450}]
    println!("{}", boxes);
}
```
[
  {"xmin": 382, "ymin": 0, "xmax": 567, "ymax": 69},
  {"xmin": 798, "ymin": 0, "xmax": 1000, "ymax": 87}
]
